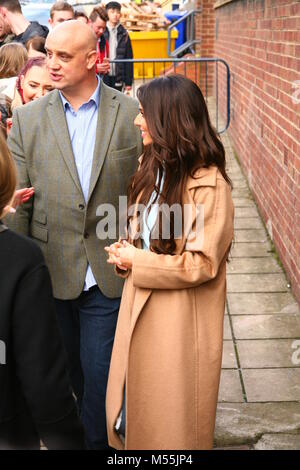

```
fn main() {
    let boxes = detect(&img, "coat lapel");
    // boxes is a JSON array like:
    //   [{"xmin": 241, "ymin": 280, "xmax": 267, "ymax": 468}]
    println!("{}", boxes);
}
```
[
  {"xmin": 87, "ymin": 84, "xmax": 120, "ymax": 202},
  {"xmin": 47, "ymin": 90, "xmax": 83, "ymax": 195}
]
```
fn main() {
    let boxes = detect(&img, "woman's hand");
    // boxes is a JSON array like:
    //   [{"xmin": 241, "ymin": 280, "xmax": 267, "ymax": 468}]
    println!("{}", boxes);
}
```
[
  {"xmin": 5, "ymin": 187, "xmax": 34, "ymax": 214},
  {"xmin": 105, "ymin": 240, "xmax": 136, "ymax": 270}
]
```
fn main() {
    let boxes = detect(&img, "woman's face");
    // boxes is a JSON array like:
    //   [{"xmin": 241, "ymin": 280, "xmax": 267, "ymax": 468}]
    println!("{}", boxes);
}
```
[
  {"xmin": 21, "ymin": 65, "xmax": 54, "ymax": 103},
  {"xmin": 134, "ymin": 104, "xmax": 153, "ymax": 146}
]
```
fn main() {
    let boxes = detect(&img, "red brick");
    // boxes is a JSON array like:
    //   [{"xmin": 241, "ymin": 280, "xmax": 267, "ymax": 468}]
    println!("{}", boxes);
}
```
[{"xmin": 212, "ymin": 0, "xmax": 300, "ymax": 303}]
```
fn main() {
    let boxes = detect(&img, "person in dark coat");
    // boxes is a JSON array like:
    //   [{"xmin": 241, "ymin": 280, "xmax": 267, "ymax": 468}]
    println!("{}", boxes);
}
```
[
  {"xmin": 103, "ymin": 2, "xmax": 133, "ymax": 93},
  {"xmin": 0, "ymin": 0, "xmax": 48, "ymax": 46},
  {"xmin": 0, "ymin": 130, "xmax": 85, "ymax": 450}
]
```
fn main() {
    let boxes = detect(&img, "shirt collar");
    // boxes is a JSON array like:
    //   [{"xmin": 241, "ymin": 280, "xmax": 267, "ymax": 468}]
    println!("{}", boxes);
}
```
[
  {"xmin": 108, "ymin": 22, "xmax": 119, "ymax": 32},
  {"xmin": 59, "ymin": 75, "xmax": 101, "ymax": 112}
]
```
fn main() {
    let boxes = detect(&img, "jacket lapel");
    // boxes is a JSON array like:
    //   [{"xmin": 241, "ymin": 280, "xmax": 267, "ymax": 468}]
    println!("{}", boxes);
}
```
[
  {"xmin": 87, "ymin": 84, "xmax": 120, "ymax": 202},
  {"xmin": 47, "ymin": 90, "xmax": 83, "ymax": 195}
]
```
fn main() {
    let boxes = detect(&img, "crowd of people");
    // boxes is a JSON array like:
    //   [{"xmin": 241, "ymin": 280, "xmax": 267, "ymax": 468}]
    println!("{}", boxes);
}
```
[
  {"xmin": 0, "ymin": 0, "xmax": 234, "ymax": 452},
  {"xmin": 0, "ymin": 0, "xmax": 133, "ymax": 135}
]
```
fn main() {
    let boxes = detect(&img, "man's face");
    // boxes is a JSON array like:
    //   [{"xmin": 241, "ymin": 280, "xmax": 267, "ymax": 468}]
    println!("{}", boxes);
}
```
[
  {"xmin": 0, "ymin": 8, "xmax": 11, "ymax": 35},
  {"xmin": 89, "ymin": 17, "xmax": 106, "ymax": 39},
  {"xmin": 45, "ymin": 32, "xmax": 96, "ymax": 93},
  {"xmin": 49, "ymin": 10, "xmax": 74, "ymax": 28},
  {"xmin": 107, "ymin": 8, "xmax": 121, "ymax": 26}
]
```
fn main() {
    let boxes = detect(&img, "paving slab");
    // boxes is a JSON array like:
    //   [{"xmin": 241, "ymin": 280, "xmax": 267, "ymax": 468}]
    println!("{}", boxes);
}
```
[
  {"xmin": 232, "ymin": 198, "xmax": 256, "ymax": 208},
  {"xmin": 222, "ymin": 340, "xmax": 237, "ymax": 368},
  {"xmin": 227, "ymin": 273, "xmax": 289, "ymax": 293},
  {"xmin": 230, "ymin": 242, "xmax": 272, "ymax": 258},
  {"xmin": 233, "ymin": 229, "xmax": 267, "ymax": 242},
  {"xmin": 218, "ymin": 370, "xmax": 244, "ymax": 403},
  {"xmin": 227, "ymin": 257, "xmax": 283, "ymax": 274},
  {"xmin": 215, "ymin": 402, "xmax": 300, "ymax": 446},
  {"xmin": 232, "ymin": 188, "xmax": 252, "ymax": 198},
  {"xmin": 254, "ymin": 433, "xmax": 300, "ymax": 450},
  {"xmin": 234, "ymin": 218, "xmax": 264, "ymax": 229},
  {"xmin": 235, "ymin": 207, "xmax": 260, "ymax": 218},
  {"xmin": 231, "ymin": 314, "xmax": 300, "ymax": 339},
  {"xmin": 242, "ymin": 369, "xmax": 300, "ymax": 401},
  {"xmin": 232, "ymin": 179, "xmax": 249, "ymax": 189},
  {"xmin": 228, "ymin": 171, "xmax": 247, "ymax": 181},
  {"xmin": 223, "ymin": 315, "xmax": 232, "ymax": 340},
  {"xmin": 226, "ymin": 166, "xmax": 242, "ymax": 176},
  {"xmin": 237, "ymin": 339, "xmax": 300, "ymax": 368},
  {"xmin": 214, "ymin": 445, "xmax": 253, "ymax": 450},
  {"xmin": 227, "ymin": 292, "xmax": 300, "ymax": 315}
]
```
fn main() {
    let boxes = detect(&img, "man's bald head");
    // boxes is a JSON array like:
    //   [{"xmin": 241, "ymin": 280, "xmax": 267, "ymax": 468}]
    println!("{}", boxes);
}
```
[
  {"xmin": 45, "ymin": 19, "xmax": 98, "ymax": 96},
  {"xmin": 46, "ymin": 19, "xmax": 97, "ymax": 52}
]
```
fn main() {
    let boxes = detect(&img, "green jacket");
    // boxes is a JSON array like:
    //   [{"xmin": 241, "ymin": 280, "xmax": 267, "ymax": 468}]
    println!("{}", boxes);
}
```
[{"xmin": 7, "ymin": 83, "xmax": 142, "ymax": 300}]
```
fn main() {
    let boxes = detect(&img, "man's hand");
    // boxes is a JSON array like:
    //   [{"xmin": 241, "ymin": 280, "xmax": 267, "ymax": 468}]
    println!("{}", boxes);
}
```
[{"xmin": 124, "ymin": 86, "xmax": 132, "ymax": 95}]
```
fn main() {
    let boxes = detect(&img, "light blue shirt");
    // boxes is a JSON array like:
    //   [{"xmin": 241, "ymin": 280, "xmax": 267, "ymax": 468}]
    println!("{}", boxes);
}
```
[{"xmin": 59, "ymin": 77, "xmax": 100, "ymax": 291}]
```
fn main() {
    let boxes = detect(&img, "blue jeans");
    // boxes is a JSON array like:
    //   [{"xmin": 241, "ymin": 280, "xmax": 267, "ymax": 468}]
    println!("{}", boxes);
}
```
[{"xmin": 55, "ymin": 286, "xmax": 120, "ymax": 450}]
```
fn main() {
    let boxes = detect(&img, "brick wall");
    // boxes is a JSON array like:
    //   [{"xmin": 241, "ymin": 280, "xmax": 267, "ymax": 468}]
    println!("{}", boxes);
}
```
[
  {"xmin": 195, "ymin": 0, "xmax": 216, "ymax": 93},
  {"xmin": 213, "ymin": 0, "xmax": 300, "ymax": 303}
]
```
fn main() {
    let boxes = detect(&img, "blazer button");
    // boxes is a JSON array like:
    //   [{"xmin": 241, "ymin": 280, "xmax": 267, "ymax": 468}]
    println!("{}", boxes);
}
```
[
  {"xmin": 79, "ymin": 204, "xmax": 85, "ymax": 210},
  {"xmin": 84, "ymin": 232, "xmax": 89, "ymax": 239}
]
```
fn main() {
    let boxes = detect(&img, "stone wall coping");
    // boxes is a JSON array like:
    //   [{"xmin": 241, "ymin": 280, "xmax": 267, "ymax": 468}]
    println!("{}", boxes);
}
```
[{"xmin": 214, "ymin": 0, "xmax": 238, "ymax": 10}]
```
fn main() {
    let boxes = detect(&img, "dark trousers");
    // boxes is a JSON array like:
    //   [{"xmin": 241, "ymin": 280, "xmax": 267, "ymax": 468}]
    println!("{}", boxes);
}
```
[
  {"xmin": 55, "ymin": 286, "xmax": 120, "ymax": 450},
  {"xmin": 102, "ymin": 75, "xmax": 123, "ymax": 92}
]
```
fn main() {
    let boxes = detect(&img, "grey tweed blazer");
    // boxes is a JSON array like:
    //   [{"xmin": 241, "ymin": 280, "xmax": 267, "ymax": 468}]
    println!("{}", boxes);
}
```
[{"xmin": 7, "ymin": 83, "xmax": 142, "ymax": 300}]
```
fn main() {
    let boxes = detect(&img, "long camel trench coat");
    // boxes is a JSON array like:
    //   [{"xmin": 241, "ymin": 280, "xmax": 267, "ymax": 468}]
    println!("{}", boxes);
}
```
[{"xmin": 106, "ymin": 165, "xmax": 234, "ymax": 450}]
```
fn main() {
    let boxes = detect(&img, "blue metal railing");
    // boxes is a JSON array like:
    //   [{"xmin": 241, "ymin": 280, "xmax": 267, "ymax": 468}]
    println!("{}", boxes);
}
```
[
  {"xmin": 167, "ymin": 9, "xmax": 202, "ymax": 58},
  {"xmin": 110, "ymin": 57, "xmax": 231, "ymax": 134}
]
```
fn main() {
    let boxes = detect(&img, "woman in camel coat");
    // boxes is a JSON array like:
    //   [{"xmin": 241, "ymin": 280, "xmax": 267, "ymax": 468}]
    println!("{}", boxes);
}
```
[{"xmin": 105, "ymin": 75, "xmax": 234, "ymax": 450}]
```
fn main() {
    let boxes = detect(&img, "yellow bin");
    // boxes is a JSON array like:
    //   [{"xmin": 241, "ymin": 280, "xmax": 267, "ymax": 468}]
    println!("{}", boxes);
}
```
[{"xmin": 129, "ymin": 30, "xmax": 178, "ymax": 79}]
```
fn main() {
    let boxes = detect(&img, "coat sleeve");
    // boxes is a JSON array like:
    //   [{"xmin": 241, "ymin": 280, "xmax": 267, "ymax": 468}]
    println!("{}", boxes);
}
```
[
  {"xmin": 6, "ymin": 109, "xmax": 32, "ymax": 236},
  {"xmin": 132, "ymin": 179, "xmax": 234, "ymax": 290},
  {"xmin": 12, "ymin": 259, "xmax": 86, "ymax": 449},
  {"xmin": 124, "ymin": 34, "xmax": 133, "ymax": 86}
]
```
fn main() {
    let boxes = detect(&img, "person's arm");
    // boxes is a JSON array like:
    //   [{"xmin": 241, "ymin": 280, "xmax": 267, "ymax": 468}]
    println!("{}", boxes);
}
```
[
  {"xmin": 113, "ymin": 180, "xmax": 234, "ymax": 290},
  {"xmin": 124, "ymin": 34, "xmax": 133, "ymax": 88},
  {"xmin": 6, "ymin": 109, "xmax": 33, "ymax": 235},
  {"xmin": 12, "ymin": 257, "xmax": 85, "ymax": 449}
]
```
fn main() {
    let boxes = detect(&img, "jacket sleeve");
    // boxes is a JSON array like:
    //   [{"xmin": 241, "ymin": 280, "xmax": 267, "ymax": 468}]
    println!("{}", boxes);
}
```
[
  {"xmin": 132, "ymin": 179, "xmax": 234, "ymax": 290},
  {"xmin": 12, "ymin": 260, "xmax": 86, "ymax": 450},
  {"xmin": 6, "ymin": 109, "xmax": 32, "ymax": 236},
  {"xmin": 124, "ymin": 35, "xmax": 133, "ymax": 86}
]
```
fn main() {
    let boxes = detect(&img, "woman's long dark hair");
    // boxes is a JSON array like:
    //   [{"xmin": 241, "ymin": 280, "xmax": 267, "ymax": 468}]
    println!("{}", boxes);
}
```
[{"xmin": 128, "ymin": 74, "xmax": 232, "ymax": 254}]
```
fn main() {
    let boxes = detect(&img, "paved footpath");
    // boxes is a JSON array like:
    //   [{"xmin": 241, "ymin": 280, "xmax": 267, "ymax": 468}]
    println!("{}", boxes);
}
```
[{"xmin": 214, "ymin": 129, "xmax": 300, "ymax": 450}]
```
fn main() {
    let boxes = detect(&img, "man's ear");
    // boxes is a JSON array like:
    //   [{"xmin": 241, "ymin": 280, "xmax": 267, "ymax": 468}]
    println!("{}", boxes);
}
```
[
  {"xmin": 48, "ymin": 18, "xmax": 53, "ymax": 27},
  {"xmin": 86, "ymin": 50, "xmax": 98, "ymax": 70}
]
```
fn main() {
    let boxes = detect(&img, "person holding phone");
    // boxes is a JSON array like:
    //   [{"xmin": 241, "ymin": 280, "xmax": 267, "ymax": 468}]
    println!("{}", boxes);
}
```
[
  {"xmin": 105, "ymin": 75, "xmax": 234, "ymax": 450},
  {"xmin": 88, "ymin": 6, "xmax": 110, "ymax": 77}
]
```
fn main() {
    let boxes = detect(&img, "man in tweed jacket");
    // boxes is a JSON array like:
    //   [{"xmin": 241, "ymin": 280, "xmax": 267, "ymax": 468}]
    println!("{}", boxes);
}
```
[{"xmin": 7, "ymin": 21, "xmax": 142, "ymax": 449}]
